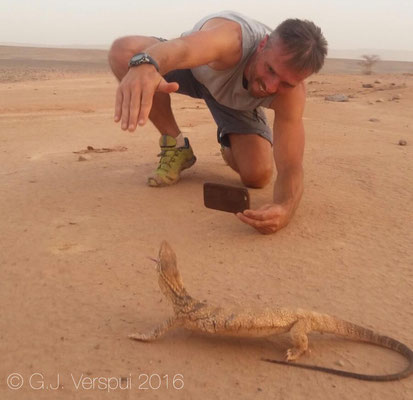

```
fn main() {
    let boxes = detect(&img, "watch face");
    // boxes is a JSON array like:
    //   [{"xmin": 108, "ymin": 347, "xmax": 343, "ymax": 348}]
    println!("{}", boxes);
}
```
[
  {"xmin": 131, "ymin": 54, "xmax": 147, "ymax": 64},
  {"xmin": 128, "ymin": 53, "xmax": 159, "ymax": 71}
]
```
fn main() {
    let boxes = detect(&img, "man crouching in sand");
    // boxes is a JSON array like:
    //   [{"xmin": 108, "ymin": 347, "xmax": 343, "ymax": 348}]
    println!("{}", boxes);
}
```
[{"xmin": 108, "ymin": 11, "xmax": 327, "ymax": 234}]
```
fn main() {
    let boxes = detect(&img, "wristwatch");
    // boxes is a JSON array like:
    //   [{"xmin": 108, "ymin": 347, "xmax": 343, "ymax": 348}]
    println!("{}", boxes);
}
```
[{"xmin": 128, "ymin": 53, "xmax": 160, "ymax": 72}]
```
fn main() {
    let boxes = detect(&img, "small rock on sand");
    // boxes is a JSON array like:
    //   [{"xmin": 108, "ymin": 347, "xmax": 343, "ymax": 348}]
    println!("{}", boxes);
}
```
[
  {"xmin": 325, "ymin": 94, "xmax": 349, "ymax": 102},
  {"xmin": 398, "ymin": 139, "xmax": 407, "ymax": 146}
]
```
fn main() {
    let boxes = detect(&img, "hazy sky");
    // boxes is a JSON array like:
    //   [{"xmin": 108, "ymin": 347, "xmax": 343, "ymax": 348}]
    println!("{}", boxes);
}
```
[{"xmin": 1, "ymin": 0, "xmax": 412, "ymax": 53}]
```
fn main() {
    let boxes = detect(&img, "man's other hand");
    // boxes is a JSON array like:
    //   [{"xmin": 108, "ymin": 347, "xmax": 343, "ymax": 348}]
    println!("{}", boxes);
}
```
[{"xmin": 236, "ymin": 203, "xmax": 293, "ymax": 234}]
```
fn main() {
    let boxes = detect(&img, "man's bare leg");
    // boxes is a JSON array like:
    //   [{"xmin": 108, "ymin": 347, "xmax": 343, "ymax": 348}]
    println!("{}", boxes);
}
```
[
  {"xmin": 108, "ymin": 35, "xmax": 196, "ymax": 186},
  {"xmin": 222, "ymin": 134, "xmax": 273, "ymax": 188}
]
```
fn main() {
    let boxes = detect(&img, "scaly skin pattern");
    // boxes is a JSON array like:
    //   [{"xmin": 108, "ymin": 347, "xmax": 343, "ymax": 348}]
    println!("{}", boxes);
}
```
[{"xmin": 129, "ymin": 241, "xmax": 413, "ymax": 381}]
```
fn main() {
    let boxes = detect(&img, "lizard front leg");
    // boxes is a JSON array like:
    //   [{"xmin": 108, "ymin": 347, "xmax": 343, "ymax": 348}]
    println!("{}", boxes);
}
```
[
  {"xmin": 129, "ymin": 317, "xmax": 177, "ymax": 342},
  {"xmin": 286, "ymin": 318, "xmax": 311, "ymax": 361}
]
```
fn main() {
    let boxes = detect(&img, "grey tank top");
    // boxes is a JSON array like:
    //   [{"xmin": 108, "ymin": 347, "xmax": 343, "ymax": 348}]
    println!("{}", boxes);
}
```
[{"xmin": 181, "ymin": 11, "xmax": 276, "ymax": 111}]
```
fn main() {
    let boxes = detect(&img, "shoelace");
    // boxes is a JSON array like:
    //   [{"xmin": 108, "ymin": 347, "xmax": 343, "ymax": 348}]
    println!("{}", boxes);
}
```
[{"xmin": 156, "ymin": 148, "xmax": 179, "ymax": 171}]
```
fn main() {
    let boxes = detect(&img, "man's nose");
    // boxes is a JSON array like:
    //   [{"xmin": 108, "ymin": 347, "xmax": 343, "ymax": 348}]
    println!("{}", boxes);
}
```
[{"xmin": 265, "ymin": 76, "xmax": 280, "ymax": 94}]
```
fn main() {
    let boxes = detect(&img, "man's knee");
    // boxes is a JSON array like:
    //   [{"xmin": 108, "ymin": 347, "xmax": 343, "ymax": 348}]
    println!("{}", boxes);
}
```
[
  {"xmin": 239, "ymin": 164, "xmax": 273, "ymax": 188},
  {"xmin": 226, "ymin": 133, "xmax": 273, "ymax": 188},
  {"xmin": 108, "ymin": 37, "xmax": 131, "ymax": 78},
  {"xmin": 108, "ymin": 36, "xmax": 158, "ymax": 79},
  {"xmin": 108, "ymin": 37, "xmax": 130, "ymax": 64}
]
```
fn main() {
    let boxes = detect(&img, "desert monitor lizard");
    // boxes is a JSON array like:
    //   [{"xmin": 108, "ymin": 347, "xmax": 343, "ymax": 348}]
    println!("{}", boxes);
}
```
[{"xmin": 129, "ymin": 241, "xmax": 413, "ymax": 381}]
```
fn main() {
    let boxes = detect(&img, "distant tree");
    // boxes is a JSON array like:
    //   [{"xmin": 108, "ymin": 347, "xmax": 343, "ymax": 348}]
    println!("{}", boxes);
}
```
[{"xmin": 359, "ymin": 54, "xmax": 380, "ymax": 75}]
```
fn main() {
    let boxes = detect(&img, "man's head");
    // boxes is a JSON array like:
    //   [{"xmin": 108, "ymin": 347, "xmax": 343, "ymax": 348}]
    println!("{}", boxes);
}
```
[
  {"xmin": 245, "ymin": 19, "xmax": 327, "ymax": 98},
  {"xmin": 269, "ymin": 19, "xmax": 328, "ymax": 75}
]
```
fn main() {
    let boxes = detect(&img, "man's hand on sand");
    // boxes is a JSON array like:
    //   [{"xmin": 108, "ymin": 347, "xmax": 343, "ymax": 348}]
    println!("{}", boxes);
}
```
[
  {"xmin": 236, "ymin": 203, "xmax": 293, "ymax": 234},
  {"xmin": 114, "ymin": 65, "xmax": 179, "ymax": 132}
]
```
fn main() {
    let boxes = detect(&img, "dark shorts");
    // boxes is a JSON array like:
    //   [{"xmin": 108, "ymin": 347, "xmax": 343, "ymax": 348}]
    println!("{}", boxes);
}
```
[{"xmin": 163, "ymin": 69, "xmax": 272, "ymax": 147}]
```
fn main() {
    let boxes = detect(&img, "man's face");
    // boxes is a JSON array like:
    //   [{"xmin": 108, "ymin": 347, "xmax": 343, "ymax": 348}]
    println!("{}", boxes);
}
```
[{"xmin": 247, "ymin": 36, "xmax": 312, "ymax": 98}]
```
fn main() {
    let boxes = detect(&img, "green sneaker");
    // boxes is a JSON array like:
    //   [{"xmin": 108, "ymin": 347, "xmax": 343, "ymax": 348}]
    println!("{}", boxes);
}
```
[{"xmin": 147, "ymin": 135, "xmax": 196, "ymax": 187}]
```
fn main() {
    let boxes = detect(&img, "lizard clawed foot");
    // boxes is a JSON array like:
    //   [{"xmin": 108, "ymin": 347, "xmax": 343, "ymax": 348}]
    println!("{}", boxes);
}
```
[
  {"xmin": 285, "ymin": 347, "xmax": 306, "ymax": 361},
  {"xmin": 128, "ymin": 333, "xmax": 153, "ymax": 341}
]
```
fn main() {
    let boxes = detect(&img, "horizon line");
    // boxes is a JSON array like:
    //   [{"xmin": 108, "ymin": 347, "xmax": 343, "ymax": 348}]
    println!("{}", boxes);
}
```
[{"xmin": 1, "ymin": 42, "xmax": 413, "ymax": 63}]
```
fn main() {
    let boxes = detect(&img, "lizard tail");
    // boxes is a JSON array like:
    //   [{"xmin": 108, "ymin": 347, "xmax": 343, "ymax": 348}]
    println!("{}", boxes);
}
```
[{"xmin": 263, "ymin": 313, "xmax": 413, "ymax": 381}]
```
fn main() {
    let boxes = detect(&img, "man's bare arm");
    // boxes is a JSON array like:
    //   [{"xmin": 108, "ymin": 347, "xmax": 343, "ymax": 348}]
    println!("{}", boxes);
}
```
[
  {"xmin": 115, "ymin": 19, "xmax": 242, "ymax": 131},
  {"xmin": 236, "ymin": 83, "xmax": 306, "ymax": 234},
  {"xmin": 146, "ymin": 18, "xmax": 243, "ymax": 74},
  {"xmin": 272, "ymin": 83, "xmax": 306, "ymax": 212}
]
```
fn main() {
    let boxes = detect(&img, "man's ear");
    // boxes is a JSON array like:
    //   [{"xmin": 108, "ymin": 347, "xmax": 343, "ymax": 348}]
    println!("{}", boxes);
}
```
[{"xmin": 257, "ymin": 35, "xmax": 269, "ymax": 52}]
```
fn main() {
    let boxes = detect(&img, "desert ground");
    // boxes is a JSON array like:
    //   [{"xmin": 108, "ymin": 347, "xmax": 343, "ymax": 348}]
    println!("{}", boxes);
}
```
[{"xmin": 0, "ymin": 45, "xmax": 412, "ymax": 400}]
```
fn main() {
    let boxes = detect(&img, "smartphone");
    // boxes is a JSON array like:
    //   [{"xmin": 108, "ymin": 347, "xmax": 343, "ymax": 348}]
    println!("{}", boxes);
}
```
[{"xmin": 203, "ymin": 183, "xmax": 250, "ymax": 213}]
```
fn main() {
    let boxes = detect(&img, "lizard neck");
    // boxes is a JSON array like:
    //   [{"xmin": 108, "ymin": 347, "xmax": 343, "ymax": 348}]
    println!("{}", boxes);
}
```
[{"xmin": 171, "ymin": 290, "xmax": 200, "ymax": 313}]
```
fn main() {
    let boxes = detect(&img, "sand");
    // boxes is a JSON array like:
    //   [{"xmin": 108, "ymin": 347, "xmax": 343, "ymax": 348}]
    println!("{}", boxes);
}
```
[{"xmin": 0, "ymin": 46, "xmax": 412, "ymax": 399}]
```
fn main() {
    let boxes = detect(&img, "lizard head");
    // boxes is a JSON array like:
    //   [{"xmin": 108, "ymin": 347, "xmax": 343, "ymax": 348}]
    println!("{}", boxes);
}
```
[{"xmin": 155, "ymin": 241, "xmax": 186, "ymax": 301}]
